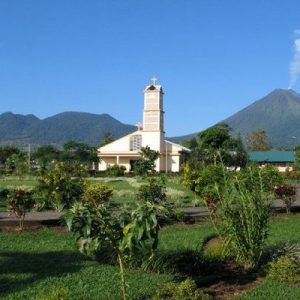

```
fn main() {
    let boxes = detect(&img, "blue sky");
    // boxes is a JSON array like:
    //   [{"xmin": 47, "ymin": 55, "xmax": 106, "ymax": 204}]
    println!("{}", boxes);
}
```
[{"xmin": 0, "ymin": 0, "xmax": 300, "ymax": 136}]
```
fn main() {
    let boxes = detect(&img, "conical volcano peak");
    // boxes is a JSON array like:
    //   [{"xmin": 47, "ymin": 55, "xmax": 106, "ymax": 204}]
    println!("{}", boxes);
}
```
[{"xmin": 266, "ymin": 88, "xmax": 300, "ymax": 99}]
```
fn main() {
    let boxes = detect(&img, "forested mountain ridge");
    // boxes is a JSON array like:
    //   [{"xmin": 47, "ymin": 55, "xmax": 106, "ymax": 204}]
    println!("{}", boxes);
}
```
[
  {"xmin": 0, "ymin": 111, "xmax": 136, "ymax": 147},
  {"xmin": 2, "ymin": 89, "xmax": 300, "ymax": 148}
]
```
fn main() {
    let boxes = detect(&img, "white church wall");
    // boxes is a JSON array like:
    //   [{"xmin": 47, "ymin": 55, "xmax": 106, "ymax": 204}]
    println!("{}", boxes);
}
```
[
  {"xmin": 99, "ymin": 132, "xmax": 138, "ymax": 152},
  {"xmin": 98, "ymin": 157, "xmax": 116, "ymax": 171}
]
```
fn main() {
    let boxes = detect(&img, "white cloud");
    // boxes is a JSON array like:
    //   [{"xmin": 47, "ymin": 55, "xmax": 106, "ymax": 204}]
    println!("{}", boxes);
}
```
[{"xmin": 288, "ymin": 30, "xmax": 300, "ymax": 89}]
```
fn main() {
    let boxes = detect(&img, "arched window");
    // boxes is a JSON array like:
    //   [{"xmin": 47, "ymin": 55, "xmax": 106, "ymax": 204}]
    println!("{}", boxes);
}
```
[{"xmin": 130, "ymin": 135, "xmax": 142, "ymax": 151}]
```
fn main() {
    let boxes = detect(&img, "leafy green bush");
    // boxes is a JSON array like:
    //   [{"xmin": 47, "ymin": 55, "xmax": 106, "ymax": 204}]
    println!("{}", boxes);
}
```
[
  {"xmin": 182, "ymin": 164, "xmax": 225, "ymax": 198},
  {"xmin": 137, "ymin": 177, "xmax": 167, "ymax": 204},
  {"xmin": 133, "ymin": 146, "xmax": 159, "ymax": 176},
  {"xmin": 274, "ymin": 184, "xmax": 296, "ymax": 214},
  {"xmin": 106, "ymin": 164, "xmax": 126, "ymax": 177},
  {"xmin": 82, "ymin": 183, "xmax": 113, "ymax": 206},
  {"xmin": 7, "ymin": 188, "xmax": 35, "ymax": 230},
  {"xmin": 37, "ymin": 162, "xmax": 84, "ymax": 211},
  {"xmin": 267, "ymin": 256, "xmax": 300, "ymax": 284},
  {"xmin": 65, "ymin": 196, "xmax": 168, "ymax": 300},
  {"xmin": 238, "ymin": 164, "xmax": 284, "ymax": 193},
  {"xmin": 0, "ymin": 188, "xmax": 10, "ymax": 199},
  {"xmin": 152, "ymin": 279, "xmax": 212, "ymax": 300},
  {"xmin": 269, "ymin": 241, "xmax": 300, "ymax": 264}
]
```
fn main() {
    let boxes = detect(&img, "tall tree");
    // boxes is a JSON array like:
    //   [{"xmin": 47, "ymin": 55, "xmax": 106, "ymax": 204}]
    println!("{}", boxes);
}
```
[
  {"xmin": 186, "ymin": 123, "xmax": 247, "ymax": 169},
  {"xmin": 61, "ymin": 140, "xmax": 98, "ymax": 163},
  {"xmin": 32, "ymin": 145, "xmax": 60, "ymax": 174},
  {"xmin": 133, "ymin": 146, "xmax": 159, "ymax": 176},
  {"xmin": 246, "ymin": 129, "xmax": 272, "ymax": 151},
  {"xmin": 0, "ymin": 146, "xmax": 21, "ymax": 164}
]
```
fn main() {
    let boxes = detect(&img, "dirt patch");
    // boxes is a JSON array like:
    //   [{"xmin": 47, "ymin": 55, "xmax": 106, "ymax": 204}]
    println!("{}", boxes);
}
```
[
  {"xmin": 204, "ymin": 277, "xmax": 263, "ymax": 299},
  {"xmin": 0, "ymin": 225, "xmax": 67, "ymax": 233},
  {"xmin": 201, "ymin": 261, "xmax": 264, "ymax": 299}
]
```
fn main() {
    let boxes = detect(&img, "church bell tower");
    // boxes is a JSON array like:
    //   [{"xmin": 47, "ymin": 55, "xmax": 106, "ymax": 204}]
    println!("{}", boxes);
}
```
[
  {"xmin": 141, "ymin": 77, "xmax": 165, "ymax": 171},
  {"xmin": 143, "ymin": 77, "xmax": 164, "ymax": 132}
]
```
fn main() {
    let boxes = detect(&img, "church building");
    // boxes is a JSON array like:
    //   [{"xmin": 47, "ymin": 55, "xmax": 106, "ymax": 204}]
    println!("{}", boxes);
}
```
[{"xmin": 97, "ymin": 79, "xmax": 190, "ymax": 172}]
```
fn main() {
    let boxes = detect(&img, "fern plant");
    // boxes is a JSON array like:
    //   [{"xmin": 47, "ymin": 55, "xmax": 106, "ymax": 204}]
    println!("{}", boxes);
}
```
[{"xmin": 210, "ymin": 164, "xmax": 271, "ymax": 270}]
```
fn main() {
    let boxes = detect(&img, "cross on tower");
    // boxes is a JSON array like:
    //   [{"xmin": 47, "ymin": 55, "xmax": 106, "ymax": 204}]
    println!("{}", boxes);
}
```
[{"xmin": 151, "ymin": 76, "xmax": 158, "ymax": 86}]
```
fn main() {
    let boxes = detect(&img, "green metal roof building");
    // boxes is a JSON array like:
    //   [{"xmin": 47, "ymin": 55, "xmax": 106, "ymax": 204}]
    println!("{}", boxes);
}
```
[{"xmin": 248, "ymin": 151, "xmax": 295, "ymax": 163}]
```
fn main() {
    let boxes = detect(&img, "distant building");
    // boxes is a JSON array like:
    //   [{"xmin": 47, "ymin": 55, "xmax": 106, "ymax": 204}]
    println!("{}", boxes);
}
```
[
  {"xmin": 248, "ymin": 151, "xmax": 295, "ymax": 172},
  {"xmin": 98, "ymin": 79, "xmax": 190, "ymax": 172}
]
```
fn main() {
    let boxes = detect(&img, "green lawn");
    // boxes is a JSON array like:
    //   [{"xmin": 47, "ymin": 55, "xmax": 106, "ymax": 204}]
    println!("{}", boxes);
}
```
[
  {"xmin": 0, "ymin": 175, "xmax": 197, "ymax": 211},
  {"xmin": 2, "ymin": 216, "xmax": 300, "ymax": 299}
]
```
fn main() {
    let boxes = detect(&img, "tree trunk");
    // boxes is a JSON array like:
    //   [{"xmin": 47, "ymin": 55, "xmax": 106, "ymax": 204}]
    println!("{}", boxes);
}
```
[{"xmin": 118, "ymin": 254, "xmax": 127, "ymax": 300}]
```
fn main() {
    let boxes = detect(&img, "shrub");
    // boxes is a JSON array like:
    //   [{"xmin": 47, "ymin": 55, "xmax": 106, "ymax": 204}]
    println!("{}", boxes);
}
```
[
  {"xmin": 152, "ymin": 279, "xmax": 212, "ymax": 300},
  {"xmin": 202, "ymin": 235, "xmax": 231, "ymax": 262},
  {"xmin": 82, "ymin": 183, "xmax": 113, "ymax": 206},
  {"xmin": 182, "ymin": 164, "xmax": 225, "ymax": 198},
  {"xmin": 274, "ymin": 184, "xmax": 296, "ymax": 214},
  {"xmin": 238, "ymin": 164, "xmax": 284, "ymax": 193},
  {"xmin": 133, "ymin": 146, "xmax": 159, "ymax": 176},
  {"xmin": 142, "ymin": 250, "xmax": 205, "ymax": 275},
  {"xmin": 0, "ymin": 188, "xmax": 10, "ymax": 199},
  {"xmin": 212, "ymin": 167, "xmax": 271, "ymax": 270},
  {"xmin": 106, "ymin": 165, "xmax": 126, "ymax": 177},
  {"xmin": 37, "ymin": 162, "xmax": 84, "ymax": 211},
  {"xmin": 269, "ymin": 241, "xmax": 300, "ymax": 264},
  {"xmin": 137, "ymin": 177, "xmax": 167, "ymax": 204},
  {"xmin": 7, "ymin": 188, "xmax": 35, "ymax": 230},
  {"xmin": 267, "ymin": 256, "xmax": 300, "ymax": 284}
]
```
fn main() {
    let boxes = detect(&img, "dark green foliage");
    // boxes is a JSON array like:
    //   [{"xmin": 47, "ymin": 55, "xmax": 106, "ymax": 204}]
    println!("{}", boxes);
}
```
[
  {"xmin": 246, "ymin": 129, "xmax": 272, "ymax": 151},
  {"xmin": 5, "ymin": 152, "xmax": 28, "ymax": 176},
  {"xmin": 182, "ymin": 164, "xmax": 225, "ymax": 212},
  {"xmin": 294, "ymin": 145, "xmax": 300, "ymax": 171},
  {"xmin": 106, "ymin": 165, "xmax": 126, "ymax": 176},
  {"xmin": 274, "ymin": 184, "xmax": 296, "ymax": 213},
  {"xmin": 0, "ymin": 145, "xmax": 21, "ymax": 164},
  {"xmin": 142, "ymin": 249, "xmax": 205, "ymax": 275},
  {"xmin": 0, "ymin": 188, "xmax": 11, "ymax": 199},
  {"xmin": 7, "ymin": 188, "xmax": 35, "ymax": 230},
  {"xmin": 185, "ymin": 123, "xmax": 247, "ymax": 169},
  {"xmin": 0, "ymin": 111, "xmax": 136, "ymax": 146},
  {"xmin": 152, "ymin": 279, "xmax": 212, "ymax": 300},
  {"xmin": 133, "ymin": 146, "xmax": 160, "ymax": 176},
  {"xmin": 32, "ymin": 145, "xmax": 60, "ymax": 174},
  {"xmin": 137, "ymin": 177, "xmax": 167, "ymax": 204},
  {"xmin": 61, "ymin": 140, "xmax": 98, "ymax": 163}
]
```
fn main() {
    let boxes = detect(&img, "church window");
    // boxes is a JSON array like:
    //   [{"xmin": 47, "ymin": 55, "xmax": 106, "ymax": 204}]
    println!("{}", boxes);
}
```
[{"xmin": 130, "ymin": 135, "xmax": 142, "ymax": 151}]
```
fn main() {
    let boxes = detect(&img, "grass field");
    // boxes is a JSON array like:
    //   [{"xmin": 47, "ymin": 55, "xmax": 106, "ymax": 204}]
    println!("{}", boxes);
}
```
[
  {"xmin": 0, "ymin": 175, "xmax": 197, "ymax": 211},
  {"xmin": 2, "ymin": 216, "xmax": 300, "ymax": 299}
]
